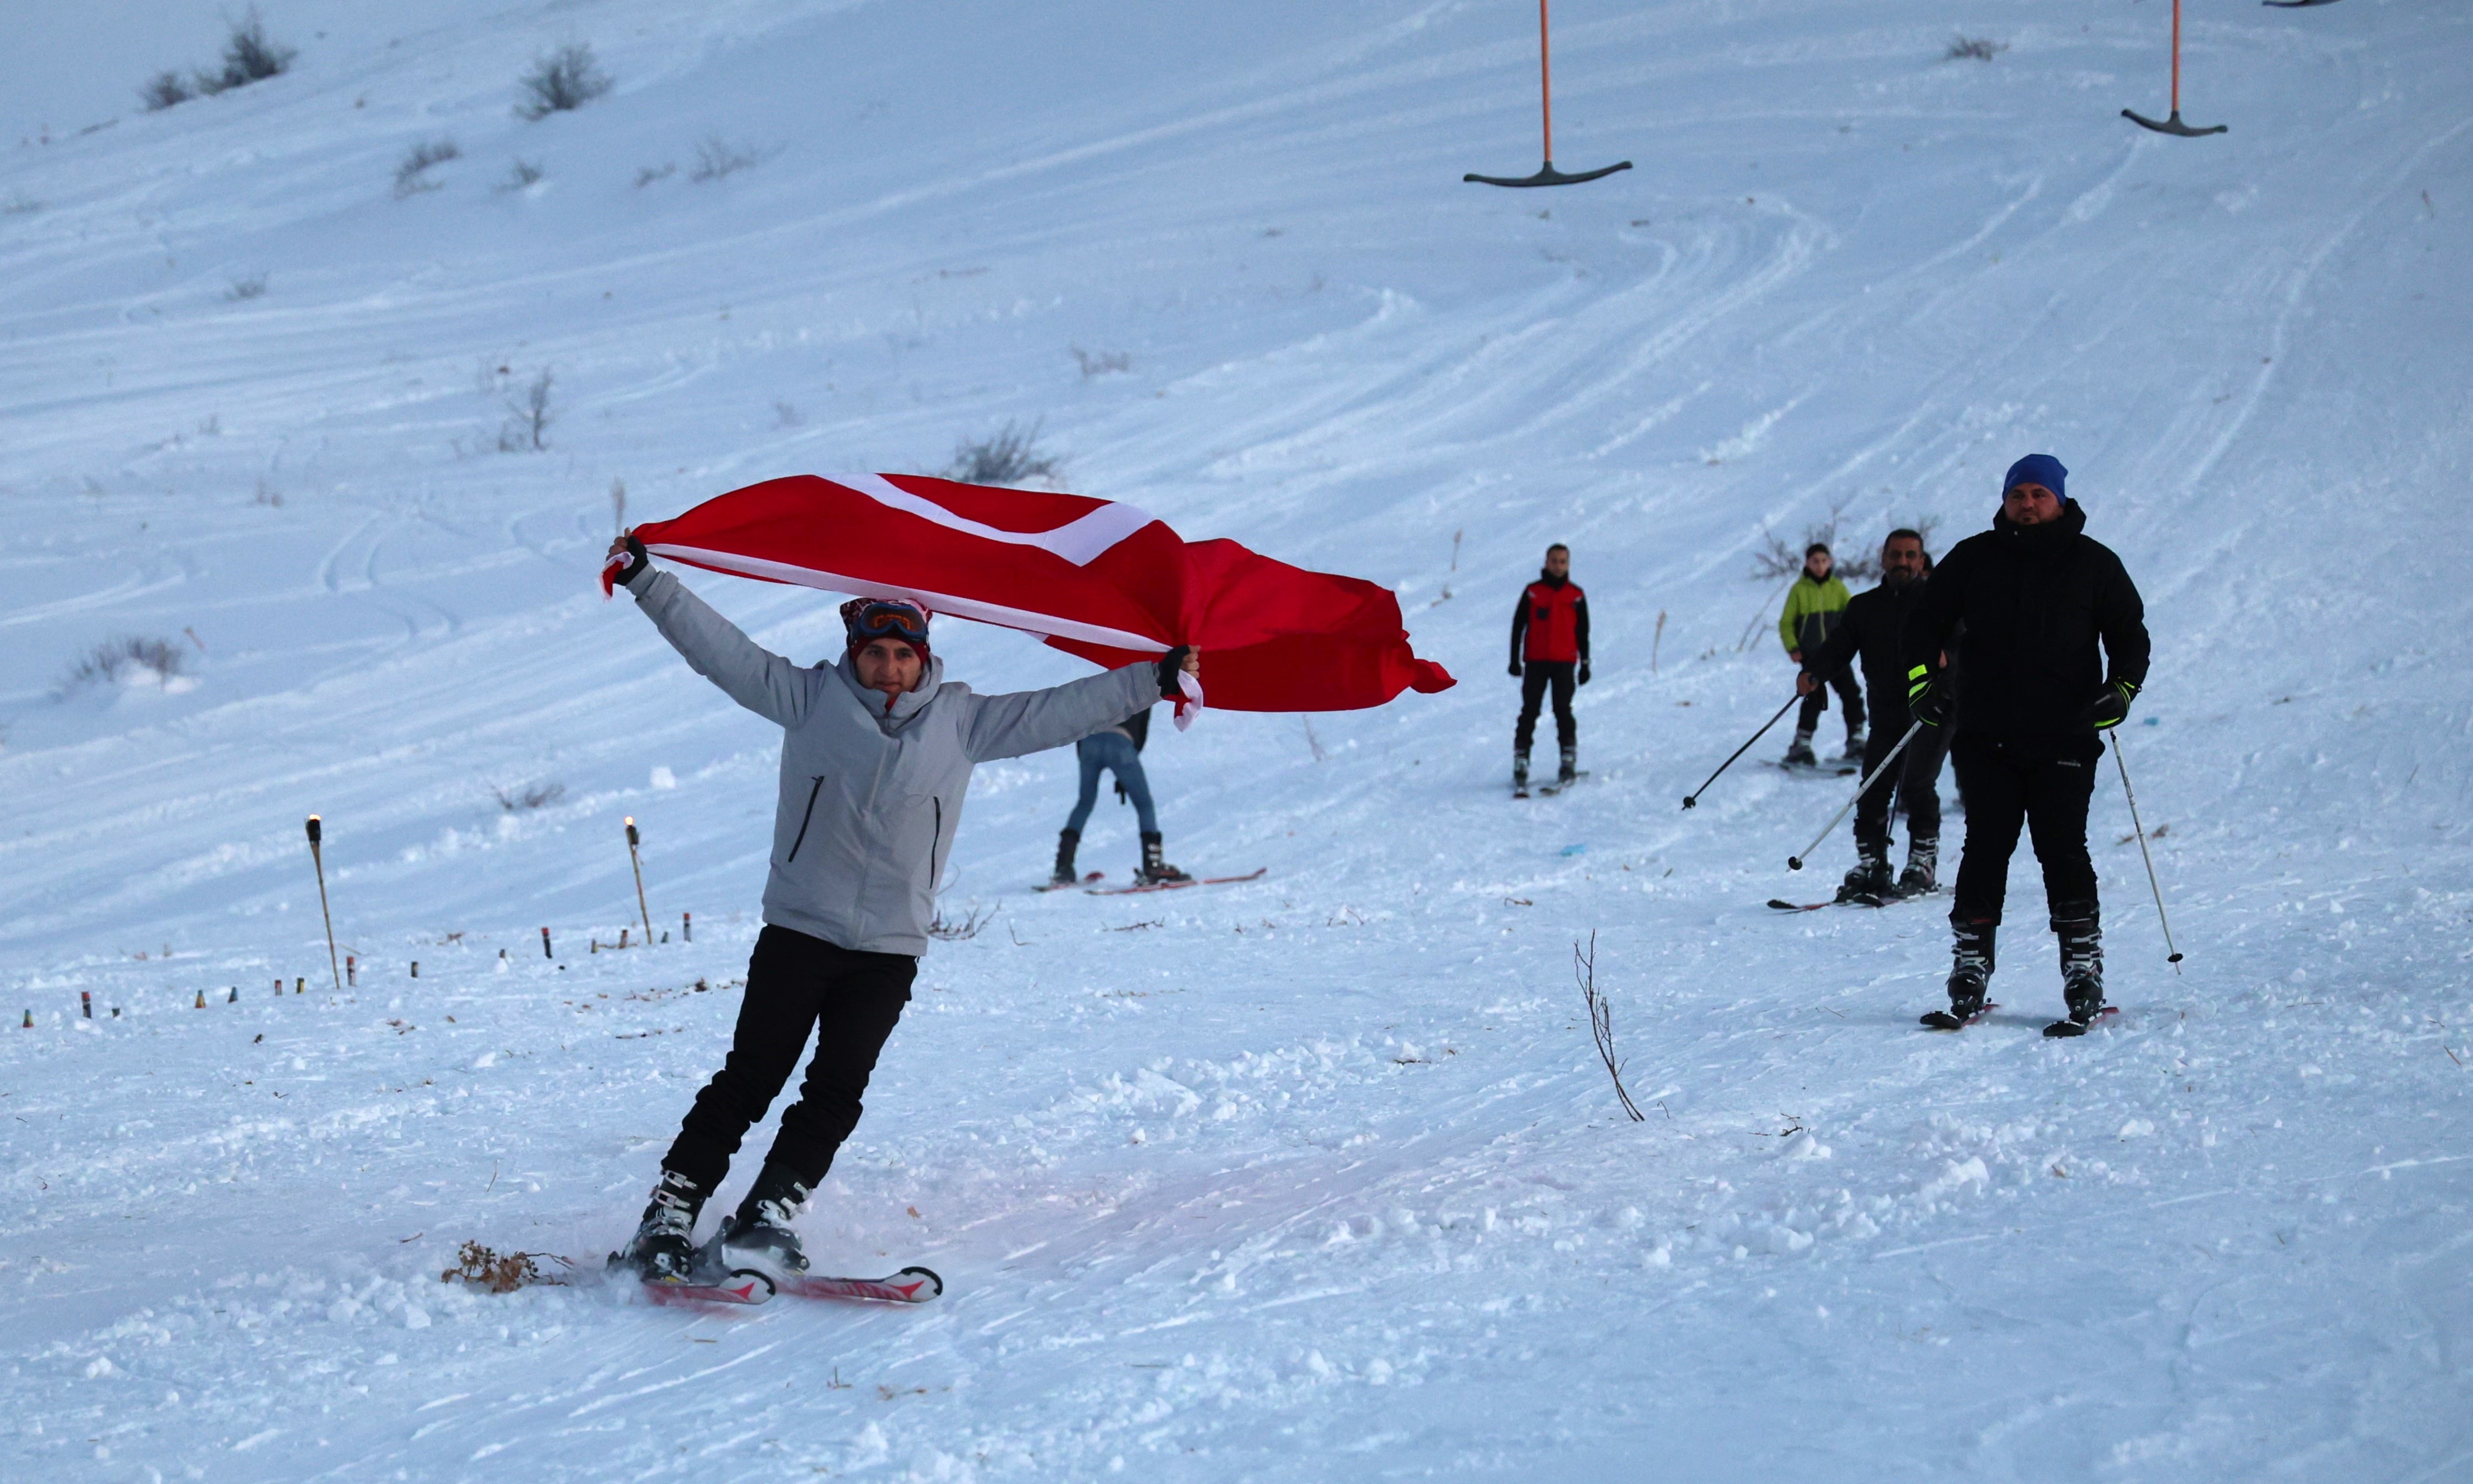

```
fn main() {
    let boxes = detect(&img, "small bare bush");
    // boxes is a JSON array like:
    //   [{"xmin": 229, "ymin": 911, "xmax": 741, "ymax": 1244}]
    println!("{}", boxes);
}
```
[
  {"xmin": 1073, "ymin": 347, "xmax": 1132, "ymax": 378},
  {"xmin": 945, "ymin": 419, "xmax": 1061, "ymax": 485},
  {"xmin": 1946, "ymin": 36, "xmax": 2009, "ymax": 62},
  {"xmin": 500, "ymin": 159, "xmax": 545, "ymax": 192},
  {"xmin": 689, "ymin": 136, "xmax": 759, "ymax": 183},
  {"xmin": 773, "ymin": 400, "xmax": 803, "ymax": 428},
  {"xmin": 440, "ymin": 1240, "xmax": 570, "ymax": 1294},
  {"xmin": 141, "ymin": 71, "xmax": 192, "ymax": 111},
  {"xmin": 491, "ymin": 780, "xmax": 567, "ymax": 812},
  {"xmin": 632, "ymin": 162, "xmax": 676, "ymax": 188},
  {"xmin": 1576, "ymin": 933, "xmax": 1645, "ymax": 1122},
  {"xmin": 497, "ymin": 368, "xmax": 556, "ymax": 451},
  {"xmin": 928, "ymin": 903, "xmax": 994, "ymax": 941},
  {"xmin": 61, "ymin": 636, "xmax": 188, "ymax": 693},
  {"xmin": 395, "ymin": 137, "xmax": 460, "ymax": 198},
  {"xmin": 225, "ymin": 274, "xmax": 268, "ymax": 301},
  {"xmin": 516, "ymin": 43, "xmax": 612, "ymax": 120},
  {"xmin": 3, "ymin": 194, "xmax": 43, "ymax": 217}
]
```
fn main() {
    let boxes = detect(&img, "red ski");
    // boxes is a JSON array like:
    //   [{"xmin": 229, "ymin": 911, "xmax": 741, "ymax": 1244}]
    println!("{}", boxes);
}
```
[
  {"xmin": 1085, "ymin": 868, "xmax": 1266, "ymax": 896},
  {"xmin": 642, "ymin": 1265, "xmax": 943, "ymax": 1308}
]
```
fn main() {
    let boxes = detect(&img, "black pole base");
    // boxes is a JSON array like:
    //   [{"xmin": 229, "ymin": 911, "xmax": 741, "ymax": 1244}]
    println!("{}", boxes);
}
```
[
  {"xmin": 2123, "ymin": 108, "xmax": 2227, "ymax": 137},
  {"xmin": 1465, "ymin": 158, "xmax": 1634, "ymax": 187}
]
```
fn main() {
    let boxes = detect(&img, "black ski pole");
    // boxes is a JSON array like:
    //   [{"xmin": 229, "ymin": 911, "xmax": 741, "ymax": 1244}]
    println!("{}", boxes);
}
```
[
  {"xmin": 1788, "ymin": 719, "xmax": 1923, "ymax": 870},
  {"xmin": 1682, "ymin": 694, "xmax": 1799, "ymax": 809},
  {"xmin": 2111, "ymin": 736, "xmax": 2184, "ymax": 967},
  {"xmin": 306, "ymin": 815, "xmax": 343, "ymax": 994},
  {"xmin": 625, "ymin": 817, "xmax": 654, "ymax": 948}
]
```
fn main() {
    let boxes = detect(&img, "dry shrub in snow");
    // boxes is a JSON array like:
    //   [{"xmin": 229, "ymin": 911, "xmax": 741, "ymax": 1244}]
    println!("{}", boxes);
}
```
[
  {"xmin": 1946, "ymin": 36, "xmax": 2009, "ymax": 62},
  {"xmin": 498, "ymin": 368, "xmax": 556, "ymax": 451},
  {"xmin": 491, "ymin": 781, "xmax": 567, "ymax": 812},
  {"xmin": 61, "ymin": 636, "xmax": 189, "ymax": 693},
  {"xmin": 395, "ymin": 138, "xmax": 460, "ymax": 198},
  {"xmin": 689, "ymin": 136, "xmax": 760, "ymax": 183},
  {"xmin": 141, "ymin": 10, "xmax": 294, "ymax": 110},
  {"xmin": 516, "ymin": 44, "xmax": 612, "ymax": 120},
  {"xmin": 440, "ymin": 1242, "xmax": 570, "ymax": 1294},
  {"xmin": 946, "ymin": 420, "xmax": 1061, "ymax": 485}
]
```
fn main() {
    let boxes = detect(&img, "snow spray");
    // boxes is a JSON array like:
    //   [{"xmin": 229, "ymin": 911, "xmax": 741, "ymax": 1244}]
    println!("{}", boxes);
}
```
[{"xmin": 306, "ymin": 815, "xmax": 343, "ymax": 994}]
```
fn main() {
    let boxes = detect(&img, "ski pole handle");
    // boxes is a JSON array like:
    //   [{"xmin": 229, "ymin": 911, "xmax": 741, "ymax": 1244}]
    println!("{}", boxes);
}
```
[
  {"xmin": 1683, "ymin": 693, "xmax": 1800, "ymax": 809},
  {"xmin": 1787, "ymin": 720, "xmax": 1922, "ymax": 870}
]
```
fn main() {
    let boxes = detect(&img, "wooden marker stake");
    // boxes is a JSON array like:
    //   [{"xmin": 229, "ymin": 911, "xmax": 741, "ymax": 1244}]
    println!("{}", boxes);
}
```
[
  {"xmin": 625, "ymin": 817, "xmax": 654, "ymax": 947},
  {"xmin": 306, "ymin": 816, "xmax": 343, "ymax": 994}
]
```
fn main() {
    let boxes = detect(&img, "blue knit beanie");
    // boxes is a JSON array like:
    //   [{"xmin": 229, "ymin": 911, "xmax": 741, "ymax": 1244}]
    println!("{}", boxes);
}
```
[{"xmin": 2003, "ymin": 453, "xmax": 2068, "ymax": 503}]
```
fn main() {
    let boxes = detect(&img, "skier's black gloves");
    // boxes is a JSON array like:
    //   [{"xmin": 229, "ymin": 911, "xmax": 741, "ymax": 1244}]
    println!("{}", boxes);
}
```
[
  {"xmin": 1578, "ymin": 659, "xmax": 1592, "ymax": 686},
  {"xmin": 1156, "ymin": 644, "xmax": 1192, "ymax": 700},
  {"xmin": 1907, "ymin": 664, "xmax": 1953, "ymax": 727},
  {"xmin": 612, "ymin": 532, "xmax": 651, "ymax": 589},
  {"xmin": 1508, "ymin": 659, "xmax": 1524, "ymax": 678},
  {"xmin": 2084, "ymin": 679, "xmax": 2139, "ymax": 731}
]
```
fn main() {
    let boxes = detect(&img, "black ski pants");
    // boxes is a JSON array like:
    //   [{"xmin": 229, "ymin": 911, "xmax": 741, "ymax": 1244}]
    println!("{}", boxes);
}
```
[
  {"xmin": 663, "ymin": 924, "xmax": 914, "ymax": 1192},
  {"xmin": 1797, "ymin": 665, "xmax": 1863, "ymax": 740},
  {"xmin": 1853, "ymin": 720, "xmax": 1950, "ymax": 858},
  {"xmin": 1515, "ymin": 660, "xmax": 1576, "ymax": 753},
  {"xmin": 1948, "ymin": 734, "xmax": 2100, "ymax": 927}
]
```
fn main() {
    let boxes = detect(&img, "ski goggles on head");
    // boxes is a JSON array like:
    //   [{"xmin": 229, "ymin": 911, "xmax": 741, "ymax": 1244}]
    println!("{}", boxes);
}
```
[{"xmin": 841, "ymin": 597, "xmax": 931, "ymax": 649}]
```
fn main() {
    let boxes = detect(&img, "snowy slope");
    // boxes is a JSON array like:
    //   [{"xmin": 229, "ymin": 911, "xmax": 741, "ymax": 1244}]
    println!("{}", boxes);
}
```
[{"xmin": 3, "ymin": 0, "xmax": 2471, "ymax": 1478}]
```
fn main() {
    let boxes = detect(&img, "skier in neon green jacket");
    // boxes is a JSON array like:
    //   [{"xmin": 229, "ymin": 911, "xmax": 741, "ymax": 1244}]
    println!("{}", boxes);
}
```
[{"xmin": 1777, "ymin": 543, "xmax": 1864, "ymax": 765}]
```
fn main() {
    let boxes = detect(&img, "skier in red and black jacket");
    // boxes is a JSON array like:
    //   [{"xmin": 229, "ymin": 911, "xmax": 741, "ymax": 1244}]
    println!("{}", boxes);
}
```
[{"xmin": 1508, "ymin": 543, "xmax": 1590, "ymax": 790}]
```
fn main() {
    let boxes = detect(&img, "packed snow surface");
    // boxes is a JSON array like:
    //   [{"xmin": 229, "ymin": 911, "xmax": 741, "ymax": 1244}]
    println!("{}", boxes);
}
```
[{"xmin": 4, "ymin": 1, "xmax": 2470, "ymax": 1479}]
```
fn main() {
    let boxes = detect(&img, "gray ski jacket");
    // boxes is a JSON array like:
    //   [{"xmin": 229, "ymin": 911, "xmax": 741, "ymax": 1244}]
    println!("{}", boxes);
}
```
[{"xmin": 629, "ymin": 568, "xmax": 1160, "ymax": 956}]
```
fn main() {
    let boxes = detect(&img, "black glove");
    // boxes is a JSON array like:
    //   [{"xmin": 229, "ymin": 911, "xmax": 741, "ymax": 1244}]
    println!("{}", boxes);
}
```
[
  {"xmin": 1114, "ymin": 781, "xmax": 1127, "ymax": 805},
  {"xmin": 1907, "ymin": 665, "xmax": 1953, "ymax": 727},
  {"xmin": 1578, "ymin": 659, "xmax": 1592, "ymax": 686},
  {"xmin": 2084, "ymin": 679, "xmax": 2138, "ymax": 730},
  {"xmin": 613, "ymin": 532, "xmax": 651, "ymax": 589},
  {"xmin": 1508, "ymin": 659, "xmax": 1524, "ymax": 678},
  {"xmin": 1156, "ymin": 644, "xmax": 1192, "ymax": 700}
]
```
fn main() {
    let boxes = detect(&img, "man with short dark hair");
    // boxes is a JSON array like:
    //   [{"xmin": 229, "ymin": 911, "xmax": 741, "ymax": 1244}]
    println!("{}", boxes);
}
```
[
  {"xmin": 1799, "ymin": 528, "xmax": 1947, "ymax": 900},
  {"xmin": 1508, "ymin": 543, "xmax": 1589, "ymax": 791},
  {"xmin": 602, "ymin": 531, "xmax": 1198, "ymax": 1285},
  {"xmin": 1903, "ymin": 456, "xmax": 2150, "ymax": 1033},
  {"xmin": 1778, "ymin": 543, "xmax": 1862, "ymax": 766}
]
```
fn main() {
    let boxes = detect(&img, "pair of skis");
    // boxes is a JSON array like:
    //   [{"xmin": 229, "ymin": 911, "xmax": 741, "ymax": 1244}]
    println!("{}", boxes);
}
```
[
  {"xmin": 1037, "ymin": 868, "xmax": 1269, "ymax": 896},
  {"xmin": 1513, "ymin": 770, "xmax": 1588, "ymax": 800},
  {"xmin": 628, "ymin": 1248, "xmax": 944, "ymax": 1310},
  {"xmin": 1921, "ymin": 1002, "xmax": 2121, "ymax": 1038}
]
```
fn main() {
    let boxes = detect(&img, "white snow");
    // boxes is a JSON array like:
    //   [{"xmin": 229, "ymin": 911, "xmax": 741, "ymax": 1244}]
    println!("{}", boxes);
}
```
[{"xmin": 3, "ymin": 0, "xmax": 2471, "ymax": 1479}]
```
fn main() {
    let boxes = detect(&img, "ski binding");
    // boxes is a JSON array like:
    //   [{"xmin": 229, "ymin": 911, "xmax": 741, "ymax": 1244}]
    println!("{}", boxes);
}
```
[
  {"xmin": 1919, "ymin": 1001, "xmax": 1998, "ymax": 1031},
  {"xmin": 2043, "ymin": 1006, "xmax": 2121, "ymax": 1038}
]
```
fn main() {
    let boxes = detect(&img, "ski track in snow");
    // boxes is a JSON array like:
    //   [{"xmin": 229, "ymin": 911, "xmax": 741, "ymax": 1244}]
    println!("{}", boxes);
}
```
[{"xmin": 2, "ymin": 1, "xmax": 2471, "ymax": 1479}]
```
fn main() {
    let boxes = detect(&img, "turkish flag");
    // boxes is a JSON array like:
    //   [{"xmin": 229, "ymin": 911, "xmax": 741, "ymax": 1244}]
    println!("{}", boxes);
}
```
[{"xmin": 602, "ymin": 474, "xmax": 1455, "ymax": 715}]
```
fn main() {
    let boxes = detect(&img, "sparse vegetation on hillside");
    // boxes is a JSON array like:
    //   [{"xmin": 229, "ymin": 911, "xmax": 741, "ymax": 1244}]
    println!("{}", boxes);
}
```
[
  {"xmin": 946, "ymin": 420, "xmax": 1061, "ymax": 485},
  {"xmin": 141, "ymin": 10, "xmax": 296, "ymax": 111},
  {"xmin": 516, "ymin": 44, "xmax": 612, "ymax": 120}
]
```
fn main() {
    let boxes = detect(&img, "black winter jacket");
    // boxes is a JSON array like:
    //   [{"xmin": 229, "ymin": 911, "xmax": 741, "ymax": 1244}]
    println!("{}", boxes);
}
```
[
  {"xmin": 1901, "ymin": 502, "xmax": 2149, "ymax": 751},
  {"xmin": 1806, "ymin": 577, "xmax": 1932, "ymax": 729}
]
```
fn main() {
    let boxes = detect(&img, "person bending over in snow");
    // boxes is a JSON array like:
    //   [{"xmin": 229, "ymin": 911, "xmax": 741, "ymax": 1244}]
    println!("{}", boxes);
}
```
[
  {"xmin": 1049, "ymin": 703, "xmax": 1188, "ymax": 887},
  {"xmin": 603, "ymin": 531, "xmax": 1198, "ymax": 1285},
  {"xmin": 1799, "ymin": 529, "xmax": 1950, "ymax": 902},
  {"xmin": 1901, "ymin": 456, "xmax": 2149, "ymax": 1032},
  {"xmin": 1779, "ymin": 542, "xmax": 1864, "ymax": 766},
  {"xmin": 1508, "ymin": 543, "xmax": 1589, "ymax": 790}
]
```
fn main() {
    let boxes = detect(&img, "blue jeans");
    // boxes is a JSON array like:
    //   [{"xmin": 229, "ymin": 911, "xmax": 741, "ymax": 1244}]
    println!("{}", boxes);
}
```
[{"xmin": 1064, "ymin": 732, "xmax": 1157, "ymax": 836}]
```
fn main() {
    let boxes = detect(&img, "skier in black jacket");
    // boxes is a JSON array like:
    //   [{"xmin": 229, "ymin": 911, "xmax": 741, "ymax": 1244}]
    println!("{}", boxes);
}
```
[
  {"xmin": 1902, "ymin": 455, "xmax": 2151, "ymax": 1031},
  {"xmin": 1799, "ymin": 528, "xmax": 1948, "ymax": 901}
]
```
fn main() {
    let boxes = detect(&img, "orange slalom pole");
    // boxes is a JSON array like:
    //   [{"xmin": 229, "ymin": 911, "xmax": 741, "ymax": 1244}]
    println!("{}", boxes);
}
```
[{"xmin": 1538, "ymin": 0, "xmax": 1554, "ymax": 164}]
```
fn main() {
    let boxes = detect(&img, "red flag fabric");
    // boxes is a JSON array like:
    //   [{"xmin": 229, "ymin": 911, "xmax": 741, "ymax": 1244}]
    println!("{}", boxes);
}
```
[{"xmin": 602, "ymin": 474, "xmax": 1454, "ymax": 714}]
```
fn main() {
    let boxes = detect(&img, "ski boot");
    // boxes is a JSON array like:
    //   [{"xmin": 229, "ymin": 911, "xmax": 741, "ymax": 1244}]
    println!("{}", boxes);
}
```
[
  {"xmin": 1782, "ymin": 728, "xmax": 1818, "ymax": 768},
  {"xmin": 717, "ymin": 1163, "xmax": 813, "ymax": 1291},
  {"xmin": 1557, "ymin": 744, "xmax": 1579, "ymax": 787},
  {"xmin": 1894, "ymin": 838, "xmax": 1938, "ymax": 899},
  {"xmin": 2045, "ymin": 905, "xmax": 2107, "ymax": 1037},
  {"xmin": 617, "ymin": 1168, "xmax": 708, "ymax": 1282},
  {"xmin": 1136, "ymin": 832, "xmax": 1191, "ymax": 886},
  {"xmin": 1049, "ymin": 829, "xmax": 1080, "ymax": 887},
  {"xmin": 1922, "ymin": 919, "xmax": 1996, "ymax": 1029},
  {"xmin": 1838, "ymin": 728, "xmax": 1867, "ymax": 763},
  {"xmin": 1512, "ymin": 748, "xmax": 1532, "ymax": 795},
  {"xmin": 1836, "ymin": 848, "xmax": 1893, "ymax": 904}
]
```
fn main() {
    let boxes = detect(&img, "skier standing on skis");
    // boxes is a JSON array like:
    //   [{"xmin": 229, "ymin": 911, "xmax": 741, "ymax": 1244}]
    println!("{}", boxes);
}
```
[
  {"xmin": 1901, "ymin": 456, "xmax": 2149, "ymax": 1033},
  {"xmin": 1779, "ymin": 543, "xmax": 1863, "ymax": 767},
  {"xmin": 1798, "ymin": 529, "xmax": 1949, "ymax": 902},
  {"xmin": 1509, "ymin": 543, "xmax": 1589, "ymax": 791},
  {"xmin": 1049, "ymin": 704, "xmax": 1188, "ymax": 888},
  {"xmin": 602, "ymin": 532, "xmax": 1198, "ymax": 1284}
]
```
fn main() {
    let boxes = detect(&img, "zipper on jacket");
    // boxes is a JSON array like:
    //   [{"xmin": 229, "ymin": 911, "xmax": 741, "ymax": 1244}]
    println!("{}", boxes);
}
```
[
  {"xmin": 785, "ymin": 776, "xmax": 825, "ymax": 863},
  {"xmin": 928, "ymin": 798, "xmax": 943, "ymax": 894}
]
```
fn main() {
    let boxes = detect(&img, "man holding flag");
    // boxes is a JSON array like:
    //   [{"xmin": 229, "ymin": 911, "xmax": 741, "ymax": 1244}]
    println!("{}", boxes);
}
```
[{"xmin": 603, "ymin": 530, "xmax": 1196, "ymax": 1288}]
